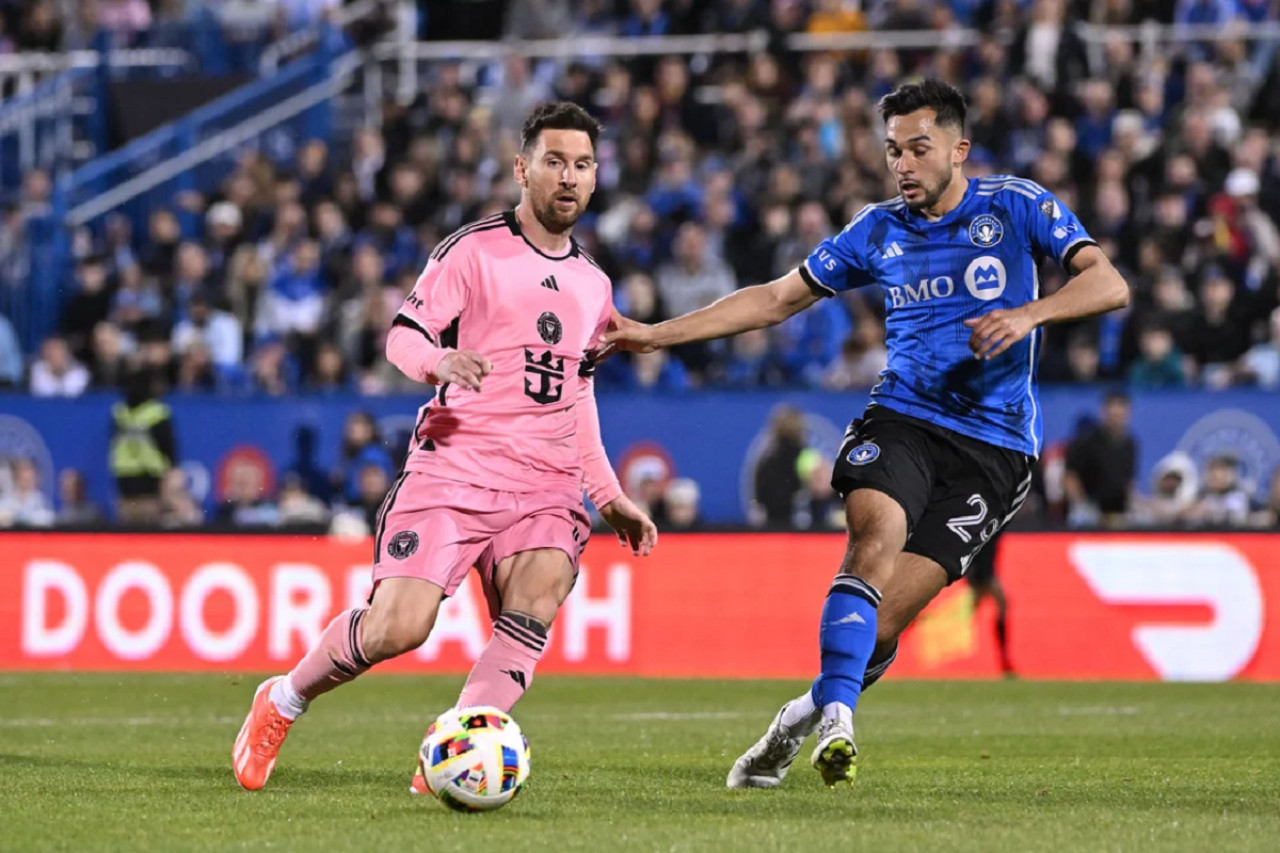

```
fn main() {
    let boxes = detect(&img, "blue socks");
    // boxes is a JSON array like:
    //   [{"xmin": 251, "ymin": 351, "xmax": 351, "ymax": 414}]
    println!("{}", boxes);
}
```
[{"xmin": 810, "ymin": 575, "xmax": 882, "ymax": 714}]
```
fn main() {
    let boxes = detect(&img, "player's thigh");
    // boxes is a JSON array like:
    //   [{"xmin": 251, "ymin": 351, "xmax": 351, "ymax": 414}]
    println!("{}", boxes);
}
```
[
  {"xmin": 372, "ymin": 472, "xmax": 505, "ymax": 597},
  {"xmin": 906, "ymin": 443, "xmax": 1031, "ymax": 584},
  {"xmin": 838, "ymin": 488, "xmax": 911, "ymax": 588},
  {"xmin": 876, "ymin": 552, "xmax": 948, "ymax": 643},
  {"xmin": 832, "ymin": 409, "xmax": 937, "ymax": 542},
  {"xmin": 363, "ymin": 577, "xmax": 447, "ymax": 657},
  {"xmin": 488, "ymin": 548, "xmax": 576, "ymax": 626},
  {"xmin": 482, "ymin": 491, "xmax": 589, "ymax": 625}
]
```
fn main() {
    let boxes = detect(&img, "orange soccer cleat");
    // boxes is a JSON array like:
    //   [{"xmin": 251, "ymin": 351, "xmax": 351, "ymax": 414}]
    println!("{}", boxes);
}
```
[{"xmin": 233, "ymin": 676, "xmax": 295, "ymax": 791}]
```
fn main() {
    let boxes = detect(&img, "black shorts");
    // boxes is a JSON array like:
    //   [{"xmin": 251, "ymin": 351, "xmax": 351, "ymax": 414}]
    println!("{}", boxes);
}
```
[
  {"xmin": 832, "ymin": 406, "xmax": 1032, "ymax": 584},
  {"xmin": 964, "ymin": 526, "xmax": 1003, "ymax": 587}
]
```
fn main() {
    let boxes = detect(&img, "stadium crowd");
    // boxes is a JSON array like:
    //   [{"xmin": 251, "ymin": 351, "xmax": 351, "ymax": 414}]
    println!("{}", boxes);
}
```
[{"xmin": 2, "ymin": 0, "xmax": 1280, "ymax": 529}]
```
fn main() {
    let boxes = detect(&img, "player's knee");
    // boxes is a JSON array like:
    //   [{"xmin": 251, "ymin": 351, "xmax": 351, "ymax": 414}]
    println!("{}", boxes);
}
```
[
  {"xmin": 361, "ymin": 608, "xmax": 432, "ymax": 662},
  {"xmin": 499, "ymin": 590, "xmax": 562, "ymax": 628},
  {"xmin": 840, "ymin": 534, "xmax": 898, "ymax": 585}
]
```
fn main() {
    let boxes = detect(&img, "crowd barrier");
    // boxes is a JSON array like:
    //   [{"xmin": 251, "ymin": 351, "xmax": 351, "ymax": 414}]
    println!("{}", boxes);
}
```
[{"xmin": 5, "ymin": 531, "xmax": 1277, "ymax": 681}]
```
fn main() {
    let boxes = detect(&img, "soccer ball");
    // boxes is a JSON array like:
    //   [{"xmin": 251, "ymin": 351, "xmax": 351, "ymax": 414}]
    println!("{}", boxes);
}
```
[{"xmin": 418, "ymin": 706, "xmax": 530, "ymax": 812}]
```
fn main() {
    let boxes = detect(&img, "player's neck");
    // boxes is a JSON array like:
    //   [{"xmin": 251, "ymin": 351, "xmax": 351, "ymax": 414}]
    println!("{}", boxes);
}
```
[
  {"xmin": 917, "ymin": 175, "xmax": 969, "ymax": 222},
  {"xmin": 514, "ymin": 203, "xmax": 573, "ymax": 255}
]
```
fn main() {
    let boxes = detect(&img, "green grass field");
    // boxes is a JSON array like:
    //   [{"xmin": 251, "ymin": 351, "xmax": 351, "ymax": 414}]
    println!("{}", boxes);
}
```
[{"xmin": 2, "ymin": 674, "xmax": 1278, "ymax": 852}]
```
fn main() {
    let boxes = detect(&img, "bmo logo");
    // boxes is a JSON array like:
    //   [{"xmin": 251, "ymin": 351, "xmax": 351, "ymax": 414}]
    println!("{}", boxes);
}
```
[
  {"xmin": 964, "ymin": 255, "xmax": 1007, "ymax": 301},
  {"xmin": 886, "ymin": 276, "xmax": 955, "ymax": 308}
]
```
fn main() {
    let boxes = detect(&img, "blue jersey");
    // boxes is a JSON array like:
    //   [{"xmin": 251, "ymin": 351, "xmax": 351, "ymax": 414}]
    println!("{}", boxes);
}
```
[{"xmin": 800, "ymin": 175, "xmax": 1096, "ymax": 456}]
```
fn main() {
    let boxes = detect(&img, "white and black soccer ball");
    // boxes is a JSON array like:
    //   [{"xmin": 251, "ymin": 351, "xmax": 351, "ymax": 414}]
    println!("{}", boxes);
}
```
[{"xmin": 418, "ymin": 706, "xmax": 530, "ymax": 812}]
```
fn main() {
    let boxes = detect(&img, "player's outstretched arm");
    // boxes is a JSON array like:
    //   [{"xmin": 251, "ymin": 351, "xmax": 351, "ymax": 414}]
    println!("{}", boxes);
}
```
[
  {"xmin": 965, "ymin": 245, "xmax": 1130, "ymax": 361},
  {"xmin": 602, "ymin": 269, "xmax": 820, "ymax": 353}
]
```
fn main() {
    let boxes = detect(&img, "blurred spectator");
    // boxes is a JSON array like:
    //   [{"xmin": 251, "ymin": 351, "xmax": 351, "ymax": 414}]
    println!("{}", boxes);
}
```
[
  {"xmin": 654, "ymin": 477, "xmax": 702, "ymax": 531},
  {"xmin": 258, "ymin": 240, "xmax": 328, "ymax": 339},
  {"xmin": 0, "ymin": 458, "xmax": 54, "ymax": 528},
  {"xmin": 621, "ymin": 348, "xmax": 690, "ymax": 391},
  {"xmin": 90, "ymin": 322, "xmax": 131, "ymax": 389},
  {"xmin": 277, "ymin": 472, "xmax": 330, "ymax": 526},
  {"xmin": 17, "ymin": 1, "xmax": 61, "ymax": 52},
  {"xmin": 1187, "ymin": 454, "xmax": 1252, "ymax": 526},
  {"xmin": 56, "ymin": 468, "xmax": 103, "ymax": 525},
  {"xmin": 795, "ymin": 448, "xmax": 842, "ymax": 530},
  {"xmin": 309, "ymin": 340, "xmax": 352, "ymax": 393},
  {"xmin": 159, "ymin": 469, "xmax": 204, "ymax": 528},
  {"xmin": 1128, "ymin": 321, "xmax": 1189, "ymax": 388},
  {"xmin": 250, "ymin": 338, "xmax": 293, "ymax": 395},
  {"xmin": 1134, "ymin": 451, "xmax": 1199, "ymax": 527},
  {"xmin": 1065, "ymin": 391, "xmax": 1137, "ymax": 527},
  {"xmin": 60, "ymin": 257, "xmax": 113, "ymax": 362},
  {"xmin": 0, "ymin": 312, "xmax": 21, "ymax": 387},
  {"xmin": 353, "ymin": 462, "xmax": 391, "ymax": 531},
  {"xmin": 656, "ymin": 222, "xmax": 736, "ymax": 320},
  {"xmin": 110, "ymin": 367, "xmax": 176, "ymax": 524},
  {"xmin": 1249, "ymin": 467, "xmax": 1280, "ymax": 528},
  {"xmin": 173, "ymin": 291, "xmax": 244, "ymax": 372},
  {"xmin": 176, "ymin": 341, "xmax": 217, "ymax": 392},
  {"xmin": 823, "ymin": 318, "xmax": 888, "ymax": 389},
  {"xmin": 332, "ymin": 411, "xmax": 394, "ymax": 505},
  {"xmin": 1238, "ymin": 306, "xmax": 1280, "ymax": 388},
  {"xmin": 1187, "ymin": 266, "xmax": 1251, "ymax": 387},
  {"xmin": 721, "ymin": 328, "xmax": 788, "ymax": 387},
  {"xmin": 29, "ymin": 335, "xmax": 90, "ymax": 398},
  {"xmin": 752, "ymin": 405, "xmax": 807, "ymax": 527},
  {"xmin": 215, "ymin": 456, "xmax": 278, "ymax": 527}
]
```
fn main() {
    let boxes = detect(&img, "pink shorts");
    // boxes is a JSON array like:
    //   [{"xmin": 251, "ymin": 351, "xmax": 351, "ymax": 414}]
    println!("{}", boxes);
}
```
[{"xmin": 371, "ymin": 472, "xmax": 590, "ymax": 601}]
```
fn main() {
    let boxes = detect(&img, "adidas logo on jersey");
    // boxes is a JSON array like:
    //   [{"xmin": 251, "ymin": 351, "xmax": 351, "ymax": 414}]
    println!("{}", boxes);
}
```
[
  {"xmin": 880, "ymin": 242, "xmax": 904, "ymax": 259},
  {"xmin": 539, "ymin": 275, "xmax": 559, "ymax": 291}
]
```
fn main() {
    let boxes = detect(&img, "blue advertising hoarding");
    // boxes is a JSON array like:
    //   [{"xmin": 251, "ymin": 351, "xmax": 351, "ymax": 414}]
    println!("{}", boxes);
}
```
[{"xmin": 2, "ymin": 388, "xmax": 1278, "ymax": 522}]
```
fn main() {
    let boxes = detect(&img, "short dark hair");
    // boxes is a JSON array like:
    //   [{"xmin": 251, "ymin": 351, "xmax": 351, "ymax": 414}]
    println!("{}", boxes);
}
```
[
  {"xmin": 520, "ymin": 101, "xmax": 601, "ymax": 152},
  {"xmin": 878, "ymin": 79, "xmax": 967, "ymax": 131}
]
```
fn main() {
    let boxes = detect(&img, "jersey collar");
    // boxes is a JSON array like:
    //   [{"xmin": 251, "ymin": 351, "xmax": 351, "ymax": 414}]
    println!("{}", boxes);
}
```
[{"xmin": 503, "ymin": 210, "xmax": 580, "ymax": 261}]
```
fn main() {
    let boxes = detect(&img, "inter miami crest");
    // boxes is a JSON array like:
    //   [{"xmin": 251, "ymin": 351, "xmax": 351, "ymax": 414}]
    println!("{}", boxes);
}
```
[
  {"xmin": 969, "ymin": 214, "xmax": 1003, "ymax": 247},
  {"xmin": 388, "ymin": 531, "xmax": 419, "ymax": 560},
  {"xmin": 537, "ymin": 311, "xmax": 562, "ymax": 345}
]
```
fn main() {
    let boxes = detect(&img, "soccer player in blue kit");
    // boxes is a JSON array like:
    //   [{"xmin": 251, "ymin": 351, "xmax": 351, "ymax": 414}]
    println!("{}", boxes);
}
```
[{"xmin": 603, "ymin": 79, "xmax": 1129, "ymax": 788}]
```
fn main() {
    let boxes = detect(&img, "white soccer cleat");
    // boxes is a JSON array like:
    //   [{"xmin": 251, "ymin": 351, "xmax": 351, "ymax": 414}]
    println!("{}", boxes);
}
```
[
  {"xmin": 810, "ymin": 716, "xmax": 857, "ymax": 788},
  {"xmin": 726, "ymin": 701, "xmax": 815, "ymax": 789}
]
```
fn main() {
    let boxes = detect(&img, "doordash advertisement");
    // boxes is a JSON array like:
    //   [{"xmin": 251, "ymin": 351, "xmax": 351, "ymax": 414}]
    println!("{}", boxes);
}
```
[{"xmin": 2, "ymin": 532, "xmax": 1278, "ymax": 681}]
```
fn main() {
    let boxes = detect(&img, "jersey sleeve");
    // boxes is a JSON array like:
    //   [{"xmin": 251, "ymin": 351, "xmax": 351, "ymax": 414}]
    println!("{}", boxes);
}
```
[
  {"xmin": 798, "ymin": 209, "xmax": 878, "ymax": 296},
  {"xmin": 1020, "ymin": 185, "xmax": 1098, "ymax": 271},
  {"xmin": 389, "ymin": 243, "xmax": 473, "ymax": 383},
  {"xmin": 575, "ymin": 287, "xmax": 623, "ymax": 508}
]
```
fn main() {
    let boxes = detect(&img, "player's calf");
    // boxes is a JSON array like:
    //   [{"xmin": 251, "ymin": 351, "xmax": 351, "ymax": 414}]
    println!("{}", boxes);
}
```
[{"xmin": 456, "ymin": 610, "xmax": 549, "ymax": 712}]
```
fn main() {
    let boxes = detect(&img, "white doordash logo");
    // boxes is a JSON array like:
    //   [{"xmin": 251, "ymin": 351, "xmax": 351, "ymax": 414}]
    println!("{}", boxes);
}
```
[
  {"xmin": 1070, "ymin": 543, "xmax": 1263, "ymax": 681},
  {"xmin": 964, "ymin": 256, "xmax": 1007, "ymax": 300}
]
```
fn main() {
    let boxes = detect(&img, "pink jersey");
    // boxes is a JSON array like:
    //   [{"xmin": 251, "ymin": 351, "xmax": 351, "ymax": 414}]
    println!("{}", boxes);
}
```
[{"xmin": 389, "ymin": 211, "xmax": 619, "ymax": 504}]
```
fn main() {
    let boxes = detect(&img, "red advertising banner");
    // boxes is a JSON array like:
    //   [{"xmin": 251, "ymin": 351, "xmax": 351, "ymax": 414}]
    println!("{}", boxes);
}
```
[{"xmin": 2, "ymin": 532, "xmax": 1277, "ymax": 680}]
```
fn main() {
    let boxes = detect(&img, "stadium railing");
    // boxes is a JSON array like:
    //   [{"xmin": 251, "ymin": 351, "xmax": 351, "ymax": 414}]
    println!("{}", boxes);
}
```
[
  {"xmin": 11, "ymin": 28, "xmax": 361, "ymax": 352},
  {"xmin": 374, "ymin": 21, "xmax": 1280, "ymax": 105},
  {"xmin": 0, "ymin": 42, "xmax": 191, "ymax": 194}
]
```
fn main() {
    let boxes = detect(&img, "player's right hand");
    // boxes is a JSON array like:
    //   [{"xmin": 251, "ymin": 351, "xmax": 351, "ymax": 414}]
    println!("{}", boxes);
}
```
[
  {"xmin": 598, "ymin": 309, "xmax": 659, "ymax": 357},
  {"xmin": 437, "ymin": 350, "xmax": 492, "ymax": 391}
]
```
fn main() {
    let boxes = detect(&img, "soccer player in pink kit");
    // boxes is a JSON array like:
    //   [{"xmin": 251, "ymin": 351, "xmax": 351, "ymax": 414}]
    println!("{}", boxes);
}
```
[{"xmin": 233, "ymin": 102, "xmax": 657, "ymax": 792}]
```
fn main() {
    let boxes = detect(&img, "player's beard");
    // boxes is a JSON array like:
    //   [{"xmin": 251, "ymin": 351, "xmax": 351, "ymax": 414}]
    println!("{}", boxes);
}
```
[
  {"xmin": 902, "ymin": 170, "xmax": 952, "ymax": 212},
  {"xmin": 532, "ymin": 188, "xmax": 584, "ymax": 235}
]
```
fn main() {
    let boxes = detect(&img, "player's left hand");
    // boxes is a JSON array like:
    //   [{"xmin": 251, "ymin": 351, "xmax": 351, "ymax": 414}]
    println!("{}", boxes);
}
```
[
  {"xmin": 964, "ymin": 307, "xmax": 1038, "ymax": 360},
  {"xmin": 598, "ymin": 494, "xmax": 658, "ymax": 557}
]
